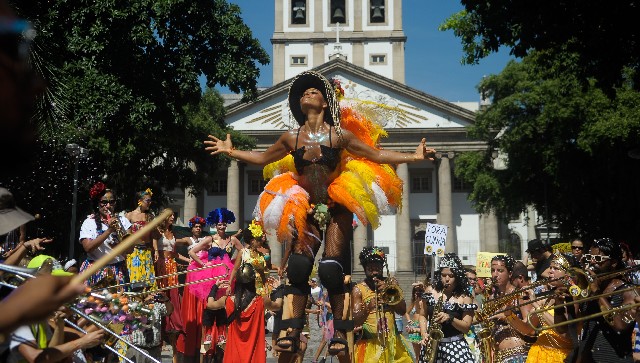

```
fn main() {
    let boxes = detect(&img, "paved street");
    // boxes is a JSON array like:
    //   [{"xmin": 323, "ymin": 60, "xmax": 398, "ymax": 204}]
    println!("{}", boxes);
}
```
[{"xmin": 161, "ymin": 315, "xmax": 326, "ymax": 363}]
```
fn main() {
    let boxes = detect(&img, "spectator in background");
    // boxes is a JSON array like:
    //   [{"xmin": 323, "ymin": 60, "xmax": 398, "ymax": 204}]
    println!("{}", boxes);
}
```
[
  {"xmin": 570, "ymin": 238, "xmax": 586, "ymax": 263},
  {"xmin": 510, "ymin": 261, "xmax": 531, "ymax": 290},
  {"xmin": 526, "ymin": 239, "xmax": 553, "ymax": 280}
]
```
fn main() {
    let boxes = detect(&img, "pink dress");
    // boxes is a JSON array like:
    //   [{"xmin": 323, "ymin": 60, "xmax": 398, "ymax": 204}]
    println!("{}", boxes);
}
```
[{"xmin": 187, "ymin": 240, "xmax": 234, "ymax": 301}]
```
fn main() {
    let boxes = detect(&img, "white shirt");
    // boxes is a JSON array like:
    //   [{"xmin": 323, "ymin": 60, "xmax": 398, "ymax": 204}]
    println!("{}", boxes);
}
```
[{"xmin": 79, "ymin": 214, "xmax": 132, "ymax": 263}]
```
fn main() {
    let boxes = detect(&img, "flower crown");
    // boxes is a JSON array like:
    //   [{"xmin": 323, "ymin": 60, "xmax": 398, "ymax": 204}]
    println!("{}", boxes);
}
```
[
  {"xmin": 206, "ymin": 208, "xmax": 236, "ymax": 225},
  {"xmin": 359, "ymin": 246, "xmax": 387, "ymax": 265},
  {"xmin": 89, "ymin": 182, "xmax": 107, "ymax": 200},
  {"xmin": 188, "ymin": 216, "xmax": 206, "ymax": 228},
  {"xmin": 248, "ymin": 219, "xmax": 264, "ymax": 238}
]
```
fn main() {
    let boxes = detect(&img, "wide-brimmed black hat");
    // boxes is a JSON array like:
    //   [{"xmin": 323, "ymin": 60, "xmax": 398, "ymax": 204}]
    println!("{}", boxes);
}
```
[{"xmin": 288, "ymin": 71, "xmax": 340, "ymax": 126}]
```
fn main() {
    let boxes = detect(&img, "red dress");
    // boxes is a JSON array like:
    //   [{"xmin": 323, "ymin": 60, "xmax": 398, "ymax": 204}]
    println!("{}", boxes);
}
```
[{"xmin": 223, "ymin": 296, "xmax": 266, "ymax": 363}]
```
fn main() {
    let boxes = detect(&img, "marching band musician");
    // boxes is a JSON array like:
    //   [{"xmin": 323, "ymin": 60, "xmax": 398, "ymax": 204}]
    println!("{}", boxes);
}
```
[
  {"xmin": 571, "ymin": 238, "xmax": 636, "ymax": 363},
  {"xmin": 79, "ymin": 182, "xmax": 131, "ymax": 287},
  {"xmin": 418, "ymin": 253, "xmax": 475, "ymax": 363},
  {"xmin": 486, "ymin": 255, "xmax": 534, "ymax": 363},
  {"xmin": 524, "ymin": 252, "xmax": 577, "ymax": 363},
  {"xmin": 352, "ymin": 246, "xmax": 413, "ymax": 363}
]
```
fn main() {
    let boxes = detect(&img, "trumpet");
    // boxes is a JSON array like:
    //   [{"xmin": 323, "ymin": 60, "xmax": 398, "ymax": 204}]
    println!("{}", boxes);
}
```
[
  {"xmin": 106, "ymin": 211, "xmax": 129, "ymax": 245},
  {"xmin": 527, "ymin": 285, "xmax": 640, "ymax": 331},
  {"xmin": 378, "ymin": 276, "xmax": 404, "ymax": 306}
]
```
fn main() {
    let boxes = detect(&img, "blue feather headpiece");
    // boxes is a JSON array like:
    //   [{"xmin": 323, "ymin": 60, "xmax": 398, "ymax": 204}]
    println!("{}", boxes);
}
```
[{"xmin": 206, "ymin": 208, "xmax": 236, "ymax": 225}]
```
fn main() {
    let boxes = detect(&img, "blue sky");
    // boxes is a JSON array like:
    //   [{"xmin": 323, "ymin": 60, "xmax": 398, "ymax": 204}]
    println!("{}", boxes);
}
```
[{"xmin": 223, "ymin": 1, "xmax": 514, "ymax": 102}]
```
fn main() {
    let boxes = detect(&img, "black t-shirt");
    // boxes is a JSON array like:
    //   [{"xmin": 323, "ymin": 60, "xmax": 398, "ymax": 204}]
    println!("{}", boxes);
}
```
[{"xmin": 535, "ymin": 254, "xmax": 552, "ymax": 278}]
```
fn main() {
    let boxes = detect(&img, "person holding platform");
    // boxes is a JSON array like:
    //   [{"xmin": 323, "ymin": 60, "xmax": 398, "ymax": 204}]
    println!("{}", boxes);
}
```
[
  {"xmin": 205, "ymin": 70, "xmax": 435, "ymax": 362},
  {"xmin": 352, "ymin": 246, "xmax": 413, "ymax": 363}
]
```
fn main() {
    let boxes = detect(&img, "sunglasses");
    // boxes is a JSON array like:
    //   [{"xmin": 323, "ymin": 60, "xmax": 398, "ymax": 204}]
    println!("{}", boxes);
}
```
[
  {"xmin": 571, "ymin": 246, "xmax": 584, "ymax": 250},
  {"xmin": 142, "ymin": 199, "xmax": 152, "ymax": 203},
  {"xmin": 99, "ymin": 199, "xmax": 116, "ymax": 206},
  {"xmin": 583, "ymin": 254, "xmax": 610, "ymax": 263}
]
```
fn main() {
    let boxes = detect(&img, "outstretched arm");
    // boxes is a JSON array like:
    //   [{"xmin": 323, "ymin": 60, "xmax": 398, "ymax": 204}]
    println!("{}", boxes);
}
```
[
  {"xmin": 342, "ymin": 130, "xmax": 435, "ymax": 164},
  {"xmin": 204, "ymin": 132, "xmax": 293, "ymax": 166}
]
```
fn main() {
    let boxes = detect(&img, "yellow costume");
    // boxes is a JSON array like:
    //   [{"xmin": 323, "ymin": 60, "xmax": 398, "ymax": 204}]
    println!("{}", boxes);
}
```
[
  {"xmin": 354, "ymin": 281, "xmax": 414, "ymax": 363},
  {"xmin": 525, "ymin": 309, "xmax": 572, "ymax": 363}
]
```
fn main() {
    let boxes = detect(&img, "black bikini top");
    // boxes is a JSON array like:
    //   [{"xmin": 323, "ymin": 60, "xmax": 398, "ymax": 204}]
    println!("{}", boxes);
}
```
[{"xmin": 292, "ymin": 127, "xmax": 342, "ymax": 174}]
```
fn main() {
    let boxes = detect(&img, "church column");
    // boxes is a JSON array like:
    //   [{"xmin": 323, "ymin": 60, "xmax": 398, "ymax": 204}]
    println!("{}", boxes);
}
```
[
  {"xmin": 395, "ymin": 163, "xmax": 412, "ymax": 272},
  {"xmin": 437, "ymin": 152, "xmax": 457, "ymax": 254},
  {"xmin": 226, "ymin": 160, "xmax": 240, "ymax": 231},
  {"xmin": 184, "ymin": 188, "xmax": 197, "ymax": 221},
  {"xmin": 481, "ymin": 211, "xmax": 499, "ymax": 253}
]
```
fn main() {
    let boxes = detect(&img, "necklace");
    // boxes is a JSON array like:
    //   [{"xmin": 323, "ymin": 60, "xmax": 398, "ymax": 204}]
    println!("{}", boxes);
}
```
[{"xmin": 306, "ymin": 125, "xmax": 329, "ymax": 143}]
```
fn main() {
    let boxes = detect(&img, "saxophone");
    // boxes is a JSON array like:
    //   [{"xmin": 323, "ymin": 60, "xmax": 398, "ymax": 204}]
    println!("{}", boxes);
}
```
[{"xmin": 423, "ymin": 293, "xmax": 444, "ymax": 363}]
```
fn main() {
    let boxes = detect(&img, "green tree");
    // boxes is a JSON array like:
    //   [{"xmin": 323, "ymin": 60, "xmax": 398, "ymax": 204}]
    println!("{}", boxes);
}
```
[
  {"xmin": 456, "ymin": 51, "xmax": 640, "ymax": 242},
  {"xmin": 441, "ymin": 1, "xmax": 640, "ymax": 91},
  {"xmin": 3, "ymin": 1, "xmax": 266, "ymax": 256}
]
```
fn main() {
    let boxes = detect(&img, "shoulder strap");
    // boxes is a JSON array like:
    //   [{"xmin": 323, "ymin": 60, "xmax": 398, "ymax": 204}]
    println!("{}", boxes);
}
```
[{"xmin": 295, "ymin": 128, "xmax": 301, "ymax": 150}]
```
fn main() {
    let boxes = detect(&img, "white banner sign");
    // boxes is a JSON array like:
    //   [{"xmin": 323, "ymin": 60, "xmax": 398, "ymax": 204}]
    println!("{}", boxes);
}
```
[{"xmin": 424, "ymin": 222, "xmax": 447, "ymax": 257}]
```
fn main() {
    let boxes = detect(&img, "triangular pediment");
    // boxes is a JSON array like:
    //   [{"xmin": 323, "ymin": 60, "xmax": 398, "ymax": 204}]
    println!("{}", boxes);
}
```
[{"xmin": 224, "ymin": 59, "xmax": 476, "ymax": 132}]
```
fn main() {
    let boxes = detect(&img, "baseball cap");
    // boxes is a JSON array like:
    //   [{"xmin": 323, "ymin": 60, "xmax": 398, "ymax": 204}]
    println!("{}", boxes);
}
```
[
  {"xmin": 27, "ymin": 255, "xmax": 74, "ymax": 276},
  {"xmin": 0, "ymin": 187, "xmax": 35, "ymax": 235}
]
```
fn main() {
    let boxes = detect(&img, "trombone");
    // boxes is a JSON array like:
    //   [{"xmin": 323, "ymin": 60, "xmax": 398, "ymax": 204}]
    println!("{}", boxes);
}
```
[
  {"xmin": 526, "ymin": 285, "xmax": 640, "ymax": 331},
  {"xmin": 94, "ymin": 262, "xmax": 231, "ymax": 292}
]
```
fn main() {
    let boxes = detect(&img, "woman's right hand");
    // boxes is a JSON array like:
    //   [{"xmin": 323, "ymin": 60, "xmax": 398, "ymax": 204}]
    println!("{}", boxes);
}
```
[{"xmin": 204, "ymin": 134, "xmax": 234, "ymax": 156}]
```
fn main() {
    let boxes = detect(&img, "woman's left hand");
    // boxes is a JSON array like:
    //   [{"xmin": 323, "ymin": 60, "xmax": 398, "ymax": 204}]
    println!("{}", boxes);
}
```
[{"xmin": 414, "ymin": 138, "xmax": 436, "ymax": 161}]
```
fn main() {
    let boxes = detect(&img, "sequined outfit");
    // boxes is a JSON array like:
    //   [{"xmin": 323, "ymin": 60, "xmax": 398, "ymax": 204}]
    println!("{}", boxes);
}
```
[{"xmin": 492, "ymin": 309, "xmax": 532, "ymax": 363}]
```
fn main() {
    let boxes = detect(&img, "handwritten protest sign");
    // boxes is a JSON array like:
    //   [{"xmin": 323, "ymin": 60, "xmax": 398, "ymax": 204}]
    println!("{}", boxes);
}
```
[
  {"xmin": 476, "ymin": 252, "xmax": 503, "ymax": 277},
  {"xmin": 424, "ymin": 223, "xmax": 447, "ymax": 257}
]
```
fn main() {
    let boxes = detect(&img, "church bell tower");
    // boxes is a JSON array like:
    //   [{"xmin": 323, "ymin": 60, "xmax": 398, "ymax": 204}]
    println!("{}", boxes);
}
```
[{"xmin": 272, "ymin": 0, "xmax": 406, "ymax": 84}]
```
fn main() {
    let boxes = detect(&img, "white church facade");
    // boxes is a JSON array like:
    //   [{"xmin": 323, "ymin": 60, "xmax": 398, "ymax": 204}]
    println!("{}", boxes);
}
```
[{"xmin": 172, "ymin": 0, "xmax": 544, "ymax": 278}]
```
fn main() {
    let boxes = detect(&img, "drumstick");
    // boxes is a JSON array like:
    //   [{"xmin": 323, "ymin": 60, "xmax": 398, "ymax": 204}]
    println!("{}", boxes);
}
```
[{"xmin": 71, "ymin": 209, "xmax": 173, "ymax": 285}]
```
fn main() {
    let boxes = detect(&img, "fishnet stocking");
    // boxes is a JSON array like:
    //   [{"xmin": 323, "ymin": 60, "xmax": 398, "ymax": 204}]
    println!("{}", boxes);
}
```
[{"xmin": 322, "ymin": 208, "xmax": 353, "ymax": 271}]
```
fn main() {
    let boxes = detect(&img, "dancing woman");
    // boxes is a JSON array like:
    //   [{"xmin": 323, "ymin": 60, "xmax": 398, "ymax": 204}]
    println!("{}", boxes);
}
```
[
  {"xmin": 155, "ymin": 209, "xmax": 191, "ymax": 363},
  {"xmin": 188, "ymin": 208, "xmax": 242, "ymax": 358},
  {"xmin": 124, "ymin": 188, "xmax": 157, "ymax": 289},
  {"xmin": 175, "ymin": 215, "xmax": 209, "ymax": 362},
  {"xmin": 79, "ymin": 182, "xmax": 131, "ymax": 287},
  {"xmin": 418, "ymin": 253, "xmax": 475, "ymax": 363},
  {"xmin": 204, "ymin": 70, "xmax": 435, "ymax": 362},
  {"xmin": 188, "ymin": 208, "xmax": 242, "ymax": 300}
]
